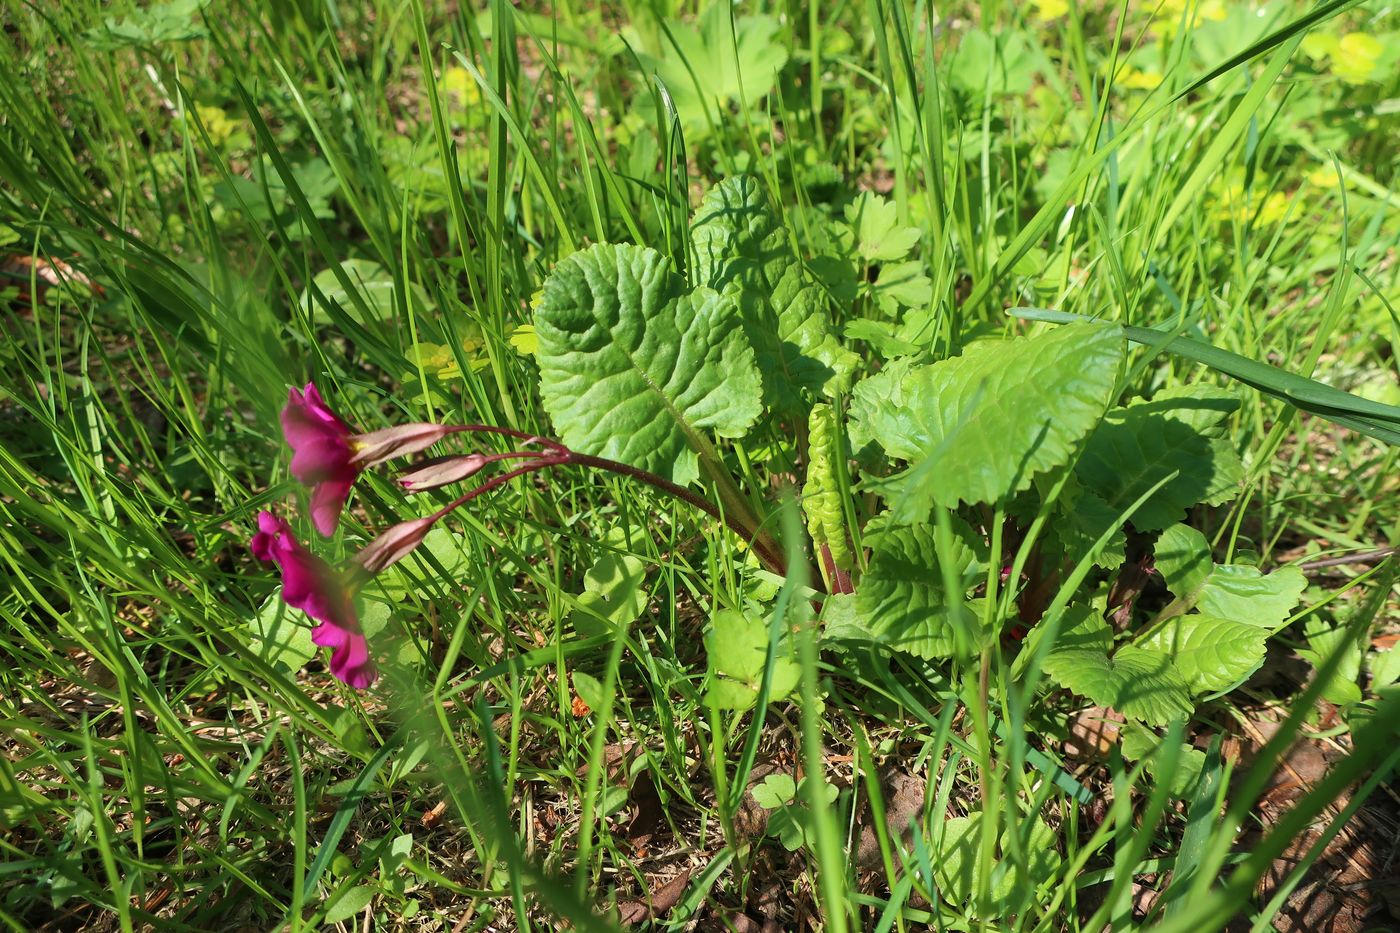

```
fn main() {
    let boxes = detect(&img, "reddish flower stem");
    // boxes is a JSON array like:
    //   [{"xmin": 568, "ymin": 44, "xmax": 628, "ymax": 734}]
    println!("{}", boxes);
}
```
[
  {"xmin": 427, "ymin": 425, "xmax": 815, "ymax": 586},
  {"xmin": 558, "ymin": 450, "xmax": 794, "ymax": 581}
]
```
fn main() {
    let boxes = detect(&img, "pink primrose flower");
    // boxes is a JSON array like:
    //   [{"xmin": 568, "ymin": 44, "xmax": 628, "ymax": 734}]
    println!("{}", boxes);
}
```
[{"xmin": 251, "ymin": 511, "xmax": 377, "ymax": 689}]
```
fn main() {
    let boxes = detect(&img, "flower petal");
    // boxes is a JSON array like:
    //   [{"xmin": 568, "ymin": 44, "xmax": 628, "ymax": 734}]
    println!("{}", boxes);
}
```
[
  {"xmin": 354, "ymin": 516, "xmax": 437, "ymax": 574},
  {"xmin": 350, "ymin": 423, "xmax": 453, "ymax": 467},
  {"xmin": 309, "ymin": 476, "xmax": 355, "ymax": 537},
  {"xmin": 290, "ymin": 435, "xmax": 354, "ymax": 485},
  {"xmin": 328, "ymin": 631, "xmax": 377, "ymax": 688},
  {"xmin": 398, "ymin": 454, "xmax": 490, "ymax": 492},
  {"xmin": 250, "ymin": 510, "xmax": 286, "ymax": 562}
]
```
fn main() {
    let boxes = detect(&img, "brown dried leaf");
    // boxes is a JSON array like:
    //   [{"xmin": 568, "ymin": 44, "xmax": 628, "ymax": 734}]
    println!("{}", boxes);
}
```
[{"xmin": 616, "ymin": 868, "xmax": 693, "ymax": 926}]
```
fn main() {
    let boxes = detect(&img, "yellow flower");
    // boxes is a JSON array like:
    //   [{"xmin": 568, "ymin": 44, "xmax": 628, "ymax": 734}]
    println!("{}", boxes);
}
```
[
  {"xmin": 1332, "ymin": 32, "xmax": 1382, "ymax": 84},
  {"xmin": 195, "ymin": 105, "xmax": 237, "ymax": 146},
  {"xmin": 1031, "ymin": 0, "xmax": 1069, "ymax": 19},
  {"xmin": 441, "ymin": 65, "xmax": 480, "ymax": 105},
  {"xmin": 1213, "ymin": 178, "xmax": 1289, "ymax": 226},
  {"xmin": 508, "ymin": 324, "xmax": 538, "ymax": 356},
  {"xmin": 1154, "ymin": 0, "xmax": 1226, "ymax": 34},
  {"xmin": 1116, "ymin": 66, "xmax": 1162, "ymax": 90}
]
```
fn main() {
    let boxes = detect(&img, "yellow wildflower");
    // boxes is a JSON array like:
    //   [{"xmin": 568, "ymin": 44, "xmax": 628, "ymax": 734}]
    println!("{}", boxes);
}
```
[
  {"xmin": 1332, "ymin": 32, "xmax": 1382, "ymax": 84},
  {"xmin": 195, "ymin": 105, "xmax": 237, "ymax": 146},
  {"xmin": 1031, "ymin": 0, "xmax": 1069, "ymax": 19},
  {"xmin": 441, "ymin": 65, "xmax": 480, "ymax": 105},
  {"xmin": 1213, "ymin": 178, "xmax": 1289, "ymax": 226},
  {"xmin": 1116, "ymin": 66, "xmax": 1163, "ymax": 90}
]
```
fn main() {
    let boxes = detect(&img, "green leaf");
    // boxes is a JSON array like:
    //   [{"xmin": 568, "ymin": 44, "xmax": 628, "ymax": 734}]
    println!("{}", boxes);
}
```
[
  {"xmin": 1014, "ymin": 308, "xmax": 1400, "ymax": 447},
  {"xmin": 1370, "ymin": 647, "xmax": 1400, "ymax": 691},
  {"xmin": 571, "ymin": 546, "xmax": 650, "ymax": 638},
  {"xmin": 689, "ymin": 176, "xmax": 857, "ymax": 410},
  {"xmin": 86, "ymin": 0, "xmax": 208, "ymax": 49},
  {"xmin": 1154, "ymin": 524, "xmax": 1214, "ymax": 599},
  {"xmin": 750, "ymin": 773, "xmax": 797, "ymax": 809},
  {"xmin": 932, "ymin": 812, "xmax": 1060, "ymax": 914},
  {"xmin": 249, "ymin": 597, "xmax": 317, "ymax": 674},
  {"xmin": 843, "ymin": 192, "xmax": 921, "ymax": 262},
  {"xmin": 819, "ymin": 593, "xmax": 870, "ymax": 642},
  {"xmin": 302, "ymin": 258, "xmax": 432, "ymax": 327},
  {"xmin": 867, "ymin": 323, "xmax": 1124, "ymax": 515},
  {"xmin": 1051, "ymin": 481, "xmax": 1126, "ymax": 571},
  {"xmin": 1139, "ymin": 616, "xmax": 1268, "ymax": 694},
  {"xmin": 535, "ymin": 243, "xmax": 762, "ymax": 485},
  {"xmin": 948, "ymin": 29, "xmax": 1043, "ymax": 100},
  {"xmin": 635, "ymin": 6, "xmax": 788, "ymax": 140},
  {"xmin": 1076, "ymin": 386, "xmax": 1244, "ymax": 531},
  {"xmin": 802, "ymin": 404, "xmax": 852, "ymax": 571},
  {"xmin": 324, "ymin": 885, "xmax": 376, "ymax": 925},
  {"xmin": 855, "ymin": 517, "xmax": 987, "ymax": 659},
  {"xmin": 572, "ymin": 671, "xmax": 605, "ymax": 712},
  {"xmin": 1194, "ymin": 564, "xmax": 1306, "ymax": 628},
  {"xmin": 358, "ymin": 600, "xmax": 419, "ymax": 667},
  {"xmin": 1024, "ymin": 604, "xmax": 1113, "ymax": 660},
  {"xmin": 847, "ymin": 357, "xmax": 923, "ymax": 459},
  {"xmin": 1299, "ymin": 619, "xmax": 1364, "ymax": 706},
  {"xmin": 1042, "ymin": 646, "xmax": 1194, "ymax": 726},
  {"xmin": 704, "ymin": 608, "xmax": 800, "ymax": 709},
  {"xmin": 1120, "ymin": 724, "xmax": 1207, "ymax": 798}
]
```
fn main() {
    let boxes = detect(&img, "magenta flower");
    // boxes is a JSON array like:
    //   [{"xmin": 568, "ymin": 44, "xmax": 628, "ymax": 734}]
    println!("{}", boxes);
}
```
[
  {"xmin": 281, "ymin": 384, "xmax": 452, "ymax": 536},
  {"xmin": 250, "ymin": 511, "xmax": 377, "ymax": 689},
  {"xmin": 281, "ymin": 385, "xmax": 360, "ymax": 537}
]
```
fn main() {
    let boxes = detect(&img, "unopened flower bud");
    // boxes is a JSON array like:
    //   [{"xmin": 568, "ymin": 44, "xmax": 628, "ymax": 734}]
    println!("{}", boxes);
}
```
[
  {"xmin": 354, "ymin": 516, "xmax": 436, "ymax": 575},
  {"xmin": 350, "ymin": 423, "xmax": 453, "ymax": 467},
  {"xmin": 398, "ymin": 454, "xmax": 491, "ymax": 492}
]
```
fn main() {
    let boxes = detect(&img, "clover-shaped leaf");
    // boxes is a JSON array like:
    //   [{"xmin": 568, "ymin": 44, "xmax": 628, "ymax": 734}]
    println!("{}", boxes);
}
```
[{"xmin": 704, "ymin": 608, "xmax": 799, "ymax": 709}]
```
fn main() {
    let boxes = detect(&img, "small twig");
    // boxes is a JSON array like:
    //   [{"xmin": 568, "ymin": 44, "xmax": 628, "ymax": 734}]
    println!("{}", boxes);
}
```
[{"xmin": 1298, "ymin": 547, "xmax": 1397, "ymax": 573}]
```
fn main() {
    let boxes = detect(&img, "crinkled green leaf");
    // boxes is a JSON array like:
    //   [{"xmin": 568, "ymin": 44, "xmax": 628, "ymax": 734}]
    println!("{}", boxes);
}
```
[
  {"xmin": 1076, "ymin": 386, "xmax": 1244, "ymax": 531},
  {"xmin": 535, "ymin": 243, "xmax": 762, "ymax": 485},
  {"xmin": 690, "ymin": 176, "xmax": 857, "ymax": 410},
  {"xmin": 802, "ymin": 403, "xmax": 852, "ymax": 571},
  {"xmin": 855, "ymin": 516, "xmax": 987, "ymax": 659},
  {"xmin": 1195, "ymin": 563, "xmax": 1306, "ymax": 628},
  {"xmin": 819, "ymin": 593, "xmax": 870, "ymax": 642},
  {"xmin": 1024, "ymin": 604, "xmax": 1113, "ymax": 660},
  {"xmin": 847, "ymin": 357, "xmax": 922, "ymax": 458},
  {"xmin": 1154, "ymin": 523, "xmax": 1214, "ymax": 599},
  {"xmin": 1139, "ymin": 615, "xmax": 1268, "ymax": 694},
  {"xmin": 704, "ymin": 608, "xmax": 799, "ymax": 709},
  {"xmin": 1042, "ymin": 645, "xmax": 1194, "ymax": 726},
  {"xmin": 1052, "ymin": 481, "xmax": 1127, "ymax": 571},
  {"xmin": 864, "ymin": 323, "xmax": 1124, "ymax": 516}
]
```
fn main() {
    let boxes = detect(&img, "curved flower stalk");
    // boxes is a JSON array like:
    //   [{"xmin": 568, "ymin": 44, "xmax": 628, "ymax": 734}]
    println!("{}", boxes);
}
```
[{"xmin": 259, "ymin": 382, "xmax": 798, "ymax": 689}]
